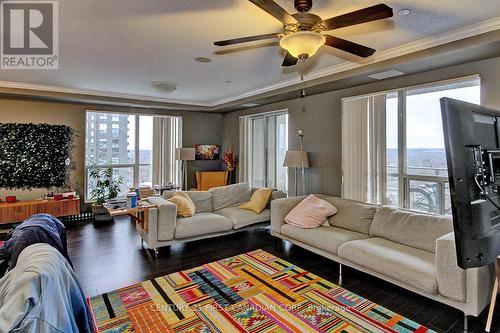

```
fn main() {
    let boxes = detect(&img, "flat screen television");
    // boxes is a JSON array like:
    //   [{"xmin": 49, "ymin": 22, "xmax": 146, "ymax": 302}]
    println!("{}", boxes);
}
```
[{"xmin": 441, "ymin": 97, "xmax": 500, "ymax": 269}]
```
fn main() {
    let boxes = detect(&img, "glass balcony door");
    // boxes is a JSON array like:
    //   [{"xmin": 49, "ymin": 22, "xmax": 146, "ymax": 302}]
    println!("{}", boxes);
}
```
[{"xmin": 250, "ymin": 113, "xmax": 288, "ymax": 191}]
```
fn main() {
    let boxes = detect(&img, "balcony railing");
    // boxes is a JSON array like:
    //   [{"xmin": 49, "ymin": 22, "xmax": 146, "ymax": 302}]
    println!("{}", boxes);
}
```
[{"xmin": 386, "ymin": 165, "xmax": 450, "ymax": 215}]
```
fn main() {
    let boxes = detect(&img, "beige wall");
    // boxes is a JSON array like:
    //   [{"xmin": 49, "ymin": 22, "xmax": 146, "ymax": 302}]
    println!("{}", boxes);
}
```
[
  {"xmin": 221, "ymin": 56, "xmax": 500, "ymax": 196},
  {"xmin": 0, "ymin": 98, "xmax": 222, "ymax": 204}
]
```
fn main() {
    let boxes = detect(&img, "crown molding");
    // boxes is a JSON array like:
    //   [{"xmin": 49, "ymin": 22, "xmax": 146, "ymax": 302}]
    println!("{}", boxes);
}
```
[
  {"xmin": 211, "ymin": 16, "xmax": 500, "ymax": 107},
  {"xmin": 0, "ymin": 80, "xmax": 211, "ymax": 108},
  {"xmin": 0, "ymin": 16, "xmax": 499, "ymax": 111}
]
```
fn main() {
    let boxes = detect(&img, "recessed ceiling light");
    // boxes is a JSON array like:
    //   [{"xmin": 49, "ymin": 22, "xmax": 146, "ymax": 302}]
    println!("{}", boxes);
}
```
[
  {"xmin": 195, "ymin": 57, "xmax": 212, "ymax": 63},
  {"xmin": 150, "ymin": 81, "xmax": 177, "ymax": 92},
  {"xmin": 398, "ymin": 8, "xmax": 411, "ymax": 16}
]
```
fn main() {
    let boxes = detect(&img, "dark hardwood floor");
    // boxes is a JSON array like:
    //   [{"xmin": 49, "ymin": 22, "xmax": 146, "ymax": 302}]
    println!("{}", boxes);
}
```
[{"xmin": 66, "ymin": 217, "xmax": 499, "ymax": 333}]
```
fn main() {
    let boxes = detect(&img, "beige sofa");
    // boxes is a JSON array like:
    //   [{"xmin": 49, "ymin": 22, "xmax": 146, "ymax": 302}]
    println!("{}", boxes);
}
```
[
  {"xmin": 139, "ymin": 183, "xmax": 285, "ymax": 254},
  {"xmin": 271, "ymin": 195, "xmax": 493, "ymax": 329}
]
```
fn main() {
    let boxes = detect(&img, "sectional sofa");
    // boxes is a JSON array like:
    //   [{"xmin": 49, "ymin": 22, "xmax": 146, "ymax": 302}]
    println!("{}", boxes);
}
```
[
  {"xmin": 139, "ymin": 183, "xmax": 285, "ymax": 253},
  {"xmin": 271, "ymin": 195, "xmax": 494, "ymax": 330}
]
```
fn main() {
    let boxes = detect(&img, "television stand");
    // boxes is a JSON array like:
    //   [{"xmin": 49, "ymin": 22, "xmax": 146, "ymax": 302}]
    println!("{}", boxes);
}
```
[{"xmin": 486, "ymin": 256, "xmax": 499, "ymax": 332}]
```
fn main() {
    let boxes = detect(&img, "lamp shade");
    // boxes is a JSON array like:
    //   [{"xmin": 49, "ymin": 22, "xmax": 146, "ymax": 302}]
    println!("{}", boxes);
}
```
[
  {"xmin": 176, "ymin": 148, "xmax": 195, "ymax": 161},
  {"xmin": 283, "ymin": 150, "xmax": 310, "ymax": 168},
  {"xmin": 279, "ymin": 31, "xmax": 326, "ymax": 59}
]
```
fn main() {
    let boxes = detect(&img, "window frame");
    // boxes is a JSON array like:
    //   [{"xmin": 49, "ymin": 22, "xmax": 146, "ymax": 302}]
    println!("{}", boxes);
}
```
[
  {"xmin": 342, "ymin": 74, "xmax": 480, "ymax": 215},
  {"xmin": 243, "ymin": 109, "xmax": 289, "ymax": 191},
  {"xmin": 84, "ymin": 110, "xmax": 179, "ymax": 203},
  {"xmin": 396, "ymin": 78, "xmax": 480, "ymax": 214}
]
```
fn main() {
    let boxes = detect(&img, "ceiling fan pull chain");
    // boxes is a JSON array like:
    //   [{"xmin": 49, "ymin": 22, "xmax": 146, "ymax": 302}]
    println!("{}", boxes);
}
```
[{"xmin": 300, "ymin": 72, "xmax": 306, "ymax": 98}]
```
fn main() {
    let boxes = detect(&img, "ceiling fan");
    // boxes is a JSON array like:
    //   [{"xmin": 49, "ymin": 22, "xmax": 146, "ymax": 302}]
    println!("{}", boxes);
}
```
[{"xmin": 214, "ymin": 0, "xmax": 393, "ymax": 67}]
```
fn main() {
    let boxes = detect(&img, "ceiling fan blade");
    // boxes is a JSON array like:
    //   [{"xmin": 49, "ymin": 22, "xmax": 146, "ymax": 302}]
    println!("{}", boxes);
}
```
[
  {"xmin": 324, "ymin": 35, "xmax": 375, "ymax": 58},
  {"xmin": 282, "ymin": 52, "xmax": 298, "ymax": 67},
  {"xmin": 322, "ymin": 4, "xmax": 393, "ymax": 31},
  {"xmin": 214, "ymin": 33, "xmax": 281, "ymax": 46},
  {"xmin": 249, "ymin": 0, "xmax": 298, "ymax": 24}
]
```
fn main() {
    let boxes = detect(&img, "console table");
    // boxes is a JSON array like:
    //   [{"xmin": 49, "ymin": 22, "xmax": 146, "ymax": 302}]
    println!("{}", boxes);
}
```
[{"xmin": 0, "ymin": 198, "xmax": 80, "ymax": 224}]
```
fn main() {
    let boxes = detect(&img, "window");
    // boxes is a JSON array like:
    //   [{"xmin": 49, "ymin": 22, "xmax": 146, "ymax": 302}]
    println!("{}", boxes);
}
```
[
  {"xmin": 342, "ymin": 76, "xmax": 480, "ymax": 215},
  {"xmin": 85, "ymin": 111, "xmax": 181, "ymax": 201},
  {"xmin": 240, "ymin": 111, "xmax": 288, "ymax": 192}
]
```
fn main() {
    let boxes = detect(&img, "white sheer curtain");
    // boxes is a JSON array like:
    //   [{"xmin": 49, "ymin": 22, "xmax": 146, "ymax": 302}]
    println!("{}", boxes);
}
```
[
  {"xmin": 239, "ymin": 116, "xmax": 251, "ymax": 183},
  {"xmin": 341, "ymin": 94, "xmax": 386, "ymax": 203},
  {"xmin": 152, "ymin": 116, "xmax": 182, "ymax": 186}
]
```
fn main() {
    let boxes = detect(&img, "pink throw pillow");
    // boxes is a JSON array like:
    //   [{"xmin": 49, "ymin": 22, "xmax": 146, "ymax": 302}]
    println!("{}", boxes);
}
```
[{"xmin": 284, "ymin": 195, "xmax": 337, "ymax": 229}]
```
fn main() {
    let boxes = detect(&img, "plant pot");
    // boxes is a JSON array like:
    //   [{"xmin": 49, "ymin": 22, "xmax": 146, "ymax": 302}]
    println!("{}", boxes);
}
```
[{"xmin": 91, "ymin": 203, "xmax": 112, "ymax": 222}]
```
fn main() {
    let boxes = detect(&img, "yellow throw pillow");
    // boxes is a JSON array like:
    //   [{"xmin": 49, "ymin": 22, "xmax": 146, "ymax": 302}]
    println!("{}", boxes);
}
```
[
  {"xmin": 239, "ymin": 188, "xmax": 273, "ymax": 214},
  {"xmin": 168, "ymin": 192, "xmax": 196, "ymax": 217}
]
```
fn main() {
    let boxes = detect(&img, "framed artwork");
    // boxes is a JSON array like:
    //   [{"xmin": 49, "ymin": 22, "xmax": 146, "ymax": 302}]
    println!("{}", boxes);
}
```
[{"xmin": 195, "ymin": 144, "xmax": 220, "ymax": 160}]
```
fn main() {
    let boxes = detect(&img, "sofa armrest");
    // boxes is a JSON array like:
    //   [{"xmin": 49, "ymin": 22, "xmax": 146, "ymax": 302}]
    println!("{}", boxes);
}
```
[
  {"xmin": 435, "ymin": 231, "xmax": 466, "ymax": 302},
  {"xmin": 436, "ymin": 231, "xmax": 493, "ymax": 316},
  {"xmin": 270, "ymin": 196, "xmax": 307, "ymax": 235},
  {"xmin": 146, "ymin": 197, "xmax": 177, "ymax": 241}
]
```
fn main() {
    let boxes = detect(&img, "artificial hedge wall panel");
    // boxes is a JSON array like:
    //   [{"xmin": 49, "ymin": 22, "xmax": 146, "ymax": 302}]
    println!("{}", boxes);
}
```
[{"xmin": 0, "ymin": 123, "xmax": 75, "ymax": 189}]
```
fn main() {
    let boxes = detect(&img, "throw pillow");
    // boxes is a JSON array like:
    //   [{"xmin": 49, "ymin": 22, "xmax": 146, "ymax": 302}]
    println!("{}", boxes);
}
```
[
  {"xmin": 168, "ymin": 192, "xmax": 196, "ymax": 217},
  {"xmin": 238, "ymin": 188, "xmax": 273, "ymax": 214},
  {"xmin": 285, "ymin": 194, "xmax": 337, "ymax": 229}
]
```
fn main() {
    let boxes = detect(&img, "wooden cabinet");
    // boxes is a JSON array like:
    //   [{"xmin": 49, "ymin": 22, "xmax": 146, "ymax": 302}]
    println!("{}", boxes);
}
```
[{"xmin": 0, "ymin": 198, "xmax": 80, "ymax": 224}]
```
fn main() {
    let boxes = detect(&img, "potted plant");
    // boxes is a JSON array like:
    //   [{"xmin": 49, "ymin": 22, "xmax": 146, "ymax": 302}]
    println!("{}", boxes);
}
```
[{"xmin": 88, "ymin": 163, "xmax": 123, "ymax": 221}]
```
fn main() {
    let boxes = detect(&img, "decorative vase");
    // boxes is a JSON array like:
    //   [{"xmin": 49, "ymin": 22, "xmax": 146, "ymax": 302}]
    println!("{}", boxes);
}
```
[{"xmin": 6, "ymin": 196, "xmax": 16, "ymax": 204}]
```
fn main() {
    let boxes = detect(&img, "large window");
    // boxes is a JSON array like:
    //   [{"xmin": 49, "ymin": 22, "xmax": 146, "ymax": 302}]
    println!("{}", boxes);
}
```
[
  {"xmin": 85, "ymin": 111, "xmax": 181, "ymax": 200},
  {"xmin": 240, "ymin": 111, "xmax": 288, "ymax": 192},
  {"xmin": 342, "ymin": 76, "xmax": 480, "ymax": 215}
]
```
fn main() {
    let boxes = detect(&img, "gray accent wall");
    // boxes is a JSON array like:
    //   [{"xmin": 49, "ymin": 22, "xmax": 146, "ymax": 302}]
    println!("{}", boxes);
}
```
[{"xmin": 221, "ymin": 56, "xmax": 500, "ymax": 196}]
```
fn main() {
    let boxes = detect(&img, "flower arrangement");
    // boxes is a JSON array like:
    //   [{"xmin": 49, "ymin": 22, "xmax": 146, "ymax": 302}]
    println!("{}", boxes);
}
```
[{"xmin": 223, "ymin": 148, "xmax": 238, "ymax": 172}]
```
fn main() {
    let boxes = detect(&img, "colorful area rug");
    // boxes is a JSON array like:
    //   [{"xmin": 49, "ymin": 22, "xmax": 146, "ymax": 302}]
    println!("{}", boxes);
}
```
[{"xmin": 89, "ymin": 250, "xmax": 434, "ymax": 333}]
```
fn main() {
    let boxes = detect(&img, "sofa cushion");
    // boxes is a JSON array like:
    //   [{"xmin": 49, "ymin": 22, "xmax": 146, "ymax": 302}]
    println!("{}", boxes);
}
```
[
  {"xmin": 281, "ymin": 225, "xmax": 368, "ymax": 255},
  {"xmin": 338, "ymin": 237, "xmax": 437, "ymax": 294},
  {"xmin": 324, "ymin": 197, "xmax": 377, "ymax": 234},
  {"xmin": 174, "ymin": 213, "xmax": 233, "ymax": 239},
  {"xmin": 185, "ymin": 191, "xmax": 213, "ymax": 213},
  {"xmin": 370, "ymin": 206, "xmax": 453, "ymax": 253},
  {"xmin": 215, "ymin": 207, "xmax": 270, "ymax": 229},
  {"xmin": 209, "ymin": 183, "xmax": 252, "ymax": 211},
  {"xmin": 163, "ymin": 191, "xmax": 213, "ymax": 213}
]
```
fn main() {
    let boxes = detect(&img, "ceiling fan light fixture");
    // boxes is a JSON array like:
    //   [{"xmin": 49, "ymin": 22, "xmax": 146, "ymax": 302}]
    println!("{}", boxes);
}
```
[{"xmin": 279, "ymin": 31, "xmax": 325, "ymax": 59}]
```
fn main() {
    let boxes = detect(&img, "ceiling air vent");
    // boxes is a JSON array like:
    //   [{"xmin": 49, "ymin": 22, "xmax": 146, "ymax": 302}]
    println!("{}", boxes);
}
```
[
  {"xmin": 241, "ymin": 103, "xmax": 260, "ymax": 108},
  {"xmin": 368, "ymin": 70, "xmax": 405, "ymax": 80}
]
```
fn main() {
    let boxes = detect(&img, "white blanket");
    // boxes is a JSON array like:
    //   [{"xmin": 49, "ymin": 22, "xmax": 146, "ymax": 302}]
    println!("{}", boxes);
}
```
[{"xmin": 0, "ymin": 243, "xmax": 92, "ymax": 333}]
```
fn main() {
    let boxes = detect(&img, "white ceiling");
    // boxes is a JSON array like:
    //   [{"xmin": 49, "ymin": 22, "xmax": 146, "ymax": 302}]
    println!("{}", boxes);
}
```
[{"xmin": 0, "ymin": 0, "xmax": 499, "ymax": 106}]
